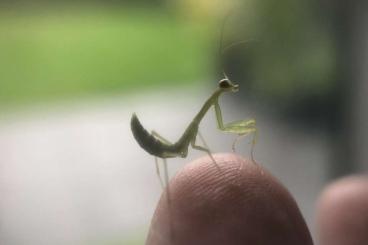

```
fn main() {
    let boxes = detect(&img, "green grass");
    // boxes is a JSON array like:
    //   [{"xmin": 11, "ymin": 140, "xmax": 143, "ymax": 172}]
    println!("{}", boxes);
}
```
[{"xmin": 0, "ymin": 7, "xmax": 212, "ymax": 107}]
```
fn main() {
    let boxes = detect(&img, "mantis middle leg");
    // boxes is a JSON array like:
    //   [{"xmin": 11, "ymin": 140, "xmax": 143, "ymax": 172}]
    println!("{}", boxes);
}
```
[{"xmin": 191, "ymin": 131, "xmax": 219, "ymax": 168}]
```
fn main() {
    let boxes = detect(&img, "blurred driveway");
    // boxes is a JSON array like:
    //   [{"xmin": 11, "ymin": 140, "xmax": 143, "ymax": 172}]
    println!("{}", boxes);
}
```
[{"xmin": 0, "ymin": 86, "xmax": 328, "ymax": 244}]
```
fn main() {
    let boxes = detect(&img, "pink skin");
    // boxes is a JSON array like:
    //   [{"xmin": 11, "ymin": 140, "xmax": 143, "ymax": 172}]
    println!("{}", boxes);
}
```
[
  {"xmin": 316, "ymin": 175, "xmax": 368, "ymax": 245},
  {"xmin": 146, "ymin": 153, "xmax": 313, "ymax": 245},
  {"xmin": 146, "ymin": 153, "xmax": 368, "ymax": 245}
]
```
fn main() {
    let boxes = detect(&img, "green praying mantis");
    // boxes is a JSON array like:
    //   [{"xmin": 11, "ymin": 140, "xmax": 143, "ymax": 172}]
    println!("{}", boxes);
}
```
[{"xmin": 130, "ymin": 78, "xmax": 257, "ymax": 187}]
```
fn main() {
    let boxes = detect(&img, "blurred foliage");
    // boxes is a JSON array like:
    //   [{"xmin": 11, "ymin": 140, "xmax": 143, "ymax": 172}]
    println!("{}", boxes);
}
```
[
  {"xmin": 0, "ymin": 6, "xmax": 212, "ymax": 107},
  {"xmin": 222, "ymin": 0, "xmax": 337, "ymax": 104},
  {"xmin": 0, "ymin": 0, "xmax": 339, "ymax": 117},
  {"xmin": 0, "ymin": 0, "xmax": 166, "ymax": 6},
  {"xmin": 173, "ymin": 0, "xmax": 238, "ymax": 20}
]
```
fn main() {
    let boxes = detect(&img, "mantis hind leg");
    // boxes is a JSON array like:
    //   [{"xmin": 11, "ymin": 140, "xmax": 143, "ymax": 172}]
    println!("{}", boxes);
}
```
[
  {"xmin": 154, "ymin": 157, "xmax": 170, "ymax": 190},
  {"xmin": 154, "ymin": 157, "xmax": 164, "ymax": 188},
  {"xmin": 151, "ymin": 131, "xmax": 171, "ymax": 189},
  {"xmin": 191, "ymin": 131, "xmax": 219, "ymax": 169},
  {"xmin": 163, "ymin": 158, "xmax": 169, "ymax": 188}
]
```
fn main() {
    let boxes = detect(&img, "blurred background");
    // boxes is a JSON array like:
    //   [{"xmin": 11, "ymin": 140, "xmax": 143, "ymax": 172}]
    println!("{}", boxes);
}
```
[{"xmin": 0, "ymin": 0, "xmax": 367, "ymax": 244}]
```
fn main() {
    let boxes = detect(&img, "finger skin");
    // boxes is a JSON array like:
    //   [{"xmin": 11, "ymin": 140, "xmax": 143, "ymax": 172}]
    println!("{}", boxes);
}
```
[
  {"xmin": 146, "ymin": 153, "xmax": 313, "ymax": 245},
  {"xmin": 316, "ymin": 175, "xmax": 368, "ymax": 245}
]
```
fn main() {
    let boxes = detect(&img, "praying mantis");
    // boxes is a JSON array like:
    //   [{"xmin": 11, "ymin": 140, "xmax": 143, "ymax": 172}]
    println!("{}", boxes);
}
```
[{"xmin": 130, "ymin": 78, "xmax": 257, "ymax": 187}]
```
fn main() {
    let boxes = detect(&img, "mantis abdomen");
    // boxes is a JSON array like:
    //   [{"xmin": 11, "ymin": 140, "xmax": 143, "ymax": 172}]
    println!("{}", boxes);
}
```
[{"xmin": 131, "ymin": 113, "xmax": 166, "ymax": 157}]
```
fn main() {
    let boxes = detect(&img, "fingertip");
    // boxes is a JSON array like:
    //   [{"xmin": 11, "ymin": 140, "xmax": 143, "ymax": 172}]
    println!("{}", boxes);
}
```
[
  {"xmin": 147, "ymin": 153, "xmax": 313, "ymax": 245},
  {"xmin": 316, "ymin": 175, "xmax": 368, "ymax": 245}
]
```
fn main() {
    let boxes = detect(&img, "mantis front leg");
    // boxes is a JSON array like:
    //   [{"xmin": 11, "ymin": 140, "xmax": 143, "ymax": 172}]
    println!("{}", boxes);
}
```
[{"xmin": 214, "ymin": 100, "xmax": 257, "ymax": 161}]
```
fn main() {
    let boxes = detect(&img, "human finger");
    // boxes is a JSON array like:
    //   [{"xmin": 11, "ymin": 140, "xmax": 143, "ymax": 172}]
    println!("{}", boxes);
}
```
[
  {"xmin": 316, "ymin": 175, "xmax": 368, "ymax": 245},
  {"xmin": 146, "ymin": 153, "xmax": 313, "ymax": 245}
]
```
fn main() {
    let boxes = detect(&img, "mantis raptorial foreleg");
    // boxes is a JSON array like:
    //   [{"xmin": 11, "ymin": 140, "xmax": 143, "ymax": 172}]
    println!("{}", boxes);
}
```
[
  {"xmin": 214, "ymin": 101, "xmax": 258, "ymax": 161},
  {"xmin": 219, "ymin": 119, "xmax": 257, "ymax": 151}
]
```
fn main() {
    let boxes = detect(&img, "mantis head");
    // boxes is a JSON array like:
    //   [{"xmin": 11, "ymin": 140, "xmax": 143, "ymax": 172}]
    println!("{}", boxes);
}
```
[{"xmin": 218, "ymin": 78, "xmax": 239, "ymax": 92}]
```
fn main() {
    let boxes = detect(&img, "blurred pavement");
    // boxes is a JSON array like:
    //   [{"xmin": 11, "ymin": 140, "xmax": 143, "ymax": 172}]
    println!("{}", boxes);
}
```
[{"xmin": 0, "ymin": 86, "xmax": 329, "ymax": 244}]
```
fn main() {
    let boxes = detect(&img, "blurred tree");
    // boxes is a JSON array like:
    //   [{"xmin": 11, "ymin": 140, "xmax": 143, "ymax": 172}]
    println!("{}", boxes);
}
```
[
  {"xmin": 219, "ymin": 0, "xmax": 361, "ymax": 178},
  {"xmin": 171, "ymin": 0, "xmax": 238, "ymax": 20},
  {"xmin": 0, "ymin": 0, "xmax": 167, "ymax": 6}
]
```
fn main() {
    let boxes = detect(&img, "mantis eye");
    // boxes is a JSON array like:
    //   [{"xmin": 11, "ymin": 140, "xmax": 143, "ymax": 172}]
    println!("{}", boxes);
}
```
[{"xmin": 219, "ymin": 79, "xmax": 231, "ymax": 88}]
